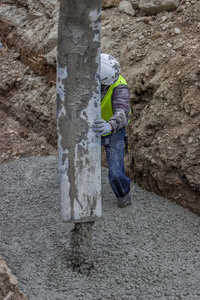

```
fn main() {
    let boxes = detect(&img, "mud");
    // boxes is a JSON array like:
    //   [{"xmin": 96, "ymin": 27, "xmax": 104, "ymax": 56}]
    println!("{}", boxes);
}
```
[
  {"xmin": 69, "ymin": 222, "xmax": 94, "ymax": 275},
  {"xmin": 0, "ymin": 156, "xmax": 200, "ymax": 300}
]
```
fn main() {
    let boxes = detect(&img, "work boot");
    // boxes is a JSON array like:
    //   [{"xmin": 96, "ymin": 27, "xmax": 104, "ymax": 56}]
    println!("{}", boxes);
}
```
[{"xmin": 117, "ymin": 193, "xmax": 131, "ymax": 208}]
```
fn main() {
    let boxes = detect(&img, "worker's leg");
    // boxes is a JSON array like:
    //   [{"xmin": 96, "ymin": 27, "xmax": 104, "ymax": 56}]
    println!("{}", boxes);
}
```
[{"xmin": 101, "ymin": 127, "xmax": 131, "ymax": 205}]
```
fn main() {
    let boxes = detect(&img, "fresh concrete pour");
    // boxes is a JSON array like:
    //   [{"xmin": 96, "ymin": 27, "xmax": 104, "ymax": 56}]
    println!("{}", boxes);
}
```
[
  {"xmin": 56, "ymin": 0, "xmax": 102, "ymax": 272},
  {"xmin": 69, "ymin": 222, "xmax": 95, "ymax": 275},
  {"xmin": 0, "ymin": 156, "xmax": 200, "ymax": 299},
  {"xmin": 56, "ymin": 0, "xmax": 102, "ymax": 223}
]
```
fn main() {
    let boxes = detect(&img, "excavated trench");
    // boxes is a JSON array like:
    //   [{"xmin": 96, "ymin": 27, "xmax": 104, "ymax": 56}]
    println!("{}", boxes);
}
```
[
  {"xmin": 0, "ymin": 1, "xmax": 200, "ymax": 297},
  {"xmin": 1, "ymin": 0, "xmax": 200, "ymax": 214}
]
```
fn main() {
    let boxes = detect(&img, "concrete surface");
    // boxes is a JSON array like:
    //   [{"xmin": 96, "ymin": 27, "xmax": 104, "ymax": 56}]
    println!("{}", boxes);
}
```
[
  {"xmin": 0, "ymin": 156, "xmax": 200, "ymax": 300},
  {"xmin": 57, "ymin": 0, "xmax": 102, "ymax": 222}
]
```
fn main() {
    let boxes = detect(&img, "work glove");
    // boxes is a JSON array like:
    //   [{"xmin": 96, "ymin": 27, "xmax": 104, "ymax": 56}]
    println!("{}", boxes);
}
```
[{"xmin": 93, "ymin": 119, "xmax": 112, "ymax": 137}]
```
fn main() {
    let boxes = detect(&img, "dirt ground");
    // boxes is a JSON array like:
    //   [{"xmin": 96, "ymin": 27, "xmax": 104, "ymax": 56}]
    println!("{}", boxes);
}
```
[{"xmin": 0, "ymin": 257, "xmax": 27, "ymax": 300}]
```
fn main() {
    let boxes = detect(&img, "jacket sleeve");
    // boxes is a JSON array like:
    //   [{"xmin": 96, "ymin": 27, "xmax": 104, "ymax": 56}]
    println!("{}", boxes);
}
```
[{"xmin": 108, "ymin": 84, "xmax": 131, "ymax": 131}]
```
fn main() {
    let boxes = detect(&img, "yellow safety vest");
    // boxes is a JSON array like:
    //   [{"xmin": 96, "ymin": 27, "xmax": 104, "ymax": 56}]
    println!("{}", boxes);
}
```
[{"xmin": 101, "ymin": 75, "xmax": 130, "ymax": 136}]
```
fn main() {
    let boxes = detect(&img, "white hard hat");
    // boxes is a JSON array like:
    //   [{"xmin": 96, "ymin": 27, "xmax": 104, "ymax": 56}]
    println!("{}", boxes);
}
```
[{"xmin": 100, "ymin": 53, "xmax": 121, "ymax": 85}]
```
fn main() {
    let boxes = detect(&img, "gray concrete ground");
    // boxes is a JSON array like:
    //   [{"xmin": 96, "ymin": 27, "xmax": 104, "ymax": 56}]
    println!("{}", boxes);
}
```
[{"xmin": 0, "ymin": 156, "xmax": 200, "ymax": 300}]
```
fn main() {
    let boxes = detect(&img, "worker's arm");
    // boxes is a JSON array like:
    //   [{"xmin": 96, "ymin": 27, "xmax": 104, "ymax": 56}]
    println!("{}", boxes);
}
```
[{"xmin": 108, "ymin": 84, "xmax": 131, "ymax": 131}]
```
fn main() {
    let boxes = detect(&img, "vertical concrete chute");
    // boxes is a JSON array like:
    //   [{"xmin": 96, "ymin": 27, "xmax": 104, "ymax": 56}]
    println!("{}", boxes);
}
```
[
  {"xmin": 56, "ymin": 0, "xmax": 102, "ymax": 273},
  {"xmin": 57, "ymin": 0, "xmax": 102, "ymax": 223}
]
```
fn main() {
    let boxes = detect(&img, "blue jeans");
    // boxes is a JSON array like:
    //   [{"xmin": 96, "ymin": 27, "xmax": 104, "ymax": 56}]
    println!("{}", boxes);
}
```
[{"xmin": 101, "ymin": 127, "xmax": 131, "ymax": 198}]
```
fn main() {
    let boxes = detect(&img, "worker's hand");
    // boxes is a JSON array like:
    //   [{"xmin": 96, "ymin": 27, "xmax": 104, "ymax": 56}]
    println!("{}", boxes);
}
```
[{"xmin": 93, "ymin": 119, "xmax": 112, "ymax": 137}]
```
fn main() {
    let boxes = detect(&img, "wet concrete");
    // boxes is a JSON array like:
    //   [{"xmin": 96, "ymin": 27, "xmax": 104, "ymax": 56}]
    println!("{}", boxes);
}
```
[
  {"xmin": 0, "ymin": 156, "xmax": 200, "ymax": 299},
  {"xmin": 70, "ymin": 222, "xmax": 94, "ymax": 275}
]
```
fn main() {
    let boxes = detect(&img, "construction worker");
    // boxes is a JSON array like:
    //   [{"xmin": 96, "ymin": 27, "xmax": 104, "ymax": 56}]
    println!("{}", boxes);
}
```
[{"xmin": 93, "ymin": 53, "xmax": 131, "ymax": 208}]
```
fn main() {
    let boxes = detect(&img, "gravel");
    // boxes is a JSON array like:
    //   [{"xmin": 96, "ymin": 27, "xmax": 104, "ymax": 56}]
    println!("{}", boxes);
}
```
[
  {"xmin": 70, "ymin": 222, "xmax": 95, "ymax": 275},
  {"xmin": 0, "ymin": 156, "xmax": 200, "ymax": 300}
]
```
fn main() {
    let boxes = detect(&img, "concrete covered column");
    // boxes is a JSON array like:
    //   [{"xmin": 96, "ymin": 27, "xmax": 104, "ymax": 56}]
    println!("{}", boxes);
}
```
[{"xmin": 56, "ymin": 0, "xmax": 102, "ymax": 223}]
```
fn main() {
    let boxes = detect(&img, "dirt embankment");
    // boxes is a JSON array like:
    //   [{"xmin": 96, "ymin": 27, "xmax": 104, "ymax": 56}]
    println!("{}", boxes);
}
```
[
  {"xmin": 0, "ymin": 257, "xmax": 27, "ymax": 300},
  {"xmin": 0, "ymin": 0, "xmax": 200, "ymax": 216},
  {"xmin": 0, "ymin": 0, "xmax": 58, "ymax": 163}
]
